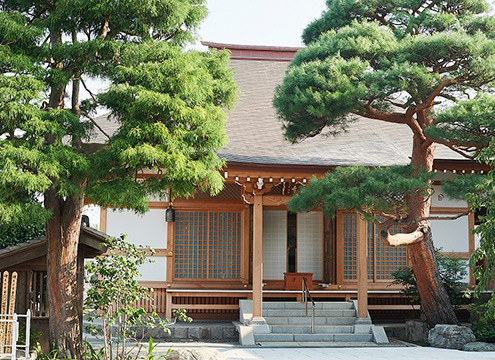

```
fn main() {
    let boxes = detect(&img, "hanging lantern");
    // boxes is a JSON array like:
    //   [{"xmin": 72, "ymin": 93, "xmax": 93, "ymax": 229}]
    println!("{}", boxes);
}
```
[{"xmin": 165, "ymin": 203, "xmax": 175, "ymax": 222}]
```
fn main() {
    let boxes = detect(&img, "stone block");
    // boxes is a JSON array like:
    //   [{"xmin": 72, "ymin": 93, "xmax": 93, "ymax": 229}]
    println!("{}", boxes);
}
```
[
  {"xmin": 428, "ymin": 324, "xmax": 476, "ymax": 349},
  {"xmin": 211, "ymin": 326, "xmax": 224, "ymax": 340},
  {"xmin": 463, "ymin": 341, "xmax": 495, "ymax": 352},
  {"xmin": 172, "ymin": 327, "xmax": 188, "ymax": 339},
  {"xmin": 188, "ymin": 327, "xmax": 200, "ymax": 339},
  {"xmin": 223, "ymin": 326, "xmax": 236, "ymax": 340},
  {"xmin": 167, "ymin": 348, "xmax": 227, "ymax": 360},
  {"xmin": 199, "ymin": 327, "xmax": 211, "ymax": 339},
  {"xmin": 405, "ymin": 320, "xmax": 429, "ymax": 342}
]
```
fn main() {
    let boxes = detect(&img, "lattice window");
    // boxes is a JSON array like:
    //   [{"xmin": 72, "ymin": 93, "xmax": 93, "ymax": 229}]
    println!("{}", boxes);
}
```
[
  {"xmin": 343, "ymin": 214, "xmax": 357, "ymax": 280},
  {"xmin": 192, "ymin": 183, "xmax": 241, "ymax": 200},
  {"xmin": 175, "ymin": 211, "xmax": 208, "ymax": 279},
  {"xmin": 209, "ymin": 212, "xmax": 241, "ymax": 279},
  {"xmin": 174, "ymin": 211, "xmax": 241, "ymax": 280},
  {"xmin": 367, "ymin": 223, "xmax": 374, "ymax": 280},
  {"xmin": 373, "ymin": 223, "xmax": 406, "ymax": 280},
  {"xmin": 342, "ymin": 213, "xmax": 407, "ymax": 282}
]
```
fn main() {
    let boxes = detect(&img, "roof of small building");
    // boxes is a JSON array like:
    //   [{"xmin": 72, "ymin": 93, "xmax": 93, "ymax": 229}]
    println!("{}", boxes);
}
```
[
  {"xmin": 90, "ymin": 43, "xmax": 467, "ymax": 167},
  {"xmin": 0, "ymin": 225, "xmax": 108, "ymax": 270}
]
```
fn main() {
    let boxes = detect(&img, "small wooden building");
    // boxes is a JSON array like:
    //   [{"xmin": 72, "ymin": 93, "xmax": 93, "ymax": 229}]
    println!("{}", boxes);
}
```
[{"xmin": 0, "ymin": 225, "xmax": 108, "ymax": 349}]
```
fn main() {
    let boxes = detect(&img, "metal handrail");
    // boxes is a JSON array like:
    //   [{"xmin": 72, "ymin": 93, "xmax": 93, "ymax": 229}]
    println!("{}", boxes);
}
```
[{"xmin": 301, "ymin": 275, "xmax": 315, "ymax": 334}]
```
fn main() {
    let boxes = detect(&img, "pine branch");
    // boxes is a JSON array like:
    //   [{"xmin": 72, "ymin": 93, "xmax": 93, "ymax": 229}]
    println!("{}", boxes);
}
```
[
  {"xmin": 80, "ymin": 78, "xmax": 98, "ymax": 103},
  {"xmin": 356, "ymin": 103, "xmax": 408, "ymax": 124},
  {"xmin": 81, "ymin": 111, "xmax": 111, "ymax": 140}
]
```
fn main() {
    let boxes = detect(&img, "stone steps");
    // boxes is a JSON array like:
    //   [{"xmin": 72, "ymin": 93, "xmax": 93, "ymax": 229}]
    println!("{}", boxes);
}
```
[
  {"xmin": 254, "ymin": 333, "xmax": 374, "ymax": 342},
  {"xmin": 264, "ymin": 316, "xmax": 356, "ymax": 325},
  {"xmin": 256, "ymin": 341, "xmax": 380, "ymax": 348},
  {"xmin": 262, "ymin": 309, "xmax": 357, "ymax": 317},
  {"xmin": 262, "ymin": 301, "xmax": 354, "ymax": 309},
  {"xmin": 251, "ymin": 301, "xmax": 377, "ymax": 345},
  {"xmin": 270, "ymin": 325, "xmax": 353, "ymax": 334}
]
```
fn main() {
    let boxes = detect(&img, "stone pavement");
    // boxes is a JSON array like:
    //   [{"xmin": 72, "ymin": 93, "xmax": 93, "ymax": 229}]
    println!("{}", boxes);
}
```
[{"xmin": 149, "ymin": 342, "xmax": 495, "ymax": 360}]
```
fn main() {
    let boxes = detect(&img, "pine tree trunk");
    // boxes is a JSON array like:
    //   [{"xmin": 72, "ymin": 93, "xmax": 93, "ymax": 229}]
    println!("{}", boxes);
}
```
[
  {"xmin": 44, "ymin": 189, "xmax": 85, "ymax": 359},
  {"xmin": 407, "ymin": 135, "xmax": 458, "ymax": 325}
]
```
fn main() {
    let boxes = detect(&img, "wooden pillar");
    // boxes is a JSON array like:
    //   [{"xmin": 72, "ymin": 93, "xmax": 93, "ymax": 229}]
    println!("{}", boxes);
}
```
[
  {"xmin": 356, "ymin": 214, "xmax": 368, "ymax": 319},
  {"xmin": 77, "ymin": 248, "xmax": 85, "ymax": 340},
  {"xmin": 252, "ymin": 195, "xmax": 263, "ymax": 319},
  {"xmin": 165, "ymin": 291, "xmax": 172, "ymax": 319},
  {"xmin": 99, "ymin": 207, "xmax": 107, "ymax": 232},
  {"xmin": 468, "ymin": 212, "xmax": 476, "ymax": 286}
]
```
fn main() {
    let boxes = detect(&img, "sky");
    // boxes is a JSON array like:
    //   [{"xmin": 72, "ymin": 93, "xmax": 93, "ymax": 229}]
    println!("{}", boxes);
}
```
[
  {"xmin": 195, "ymin": 0, "xmax": 328, "ymax": 48},
  {"xmin": 84, "ymin": 0, "xmax": 328, "ymax": 105}
]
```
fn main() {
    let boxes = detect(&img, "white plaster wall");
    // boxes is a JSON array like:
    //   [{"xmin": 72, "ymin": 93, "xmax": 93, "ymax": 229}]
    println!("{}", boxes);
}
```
[
  {"xmin": 431, "ymin": 185, "xmax": 468, "ymax": 208},
  {"xmin": 82, "ymin": 205, "xmax": 100, "ymax": 230},
  {"xmin": 148, "ymin": 193, "xmax": 169, "ymax": 202},
  {"xmin": 431, "ymin": 215, "xmax": 469, "ymax": 252},
  {"xmin": 475, "ymin": 229, "xmax": 481, "ymax": 249},
  {"xmin": 106, "ymin": 208, "xmax": 167, "ymax": 249},
  {"xmin": 263, "ymin": 210, "xmax": 287, "ymax": 280},
  {"xmin": 297, "ymin": 212, "xmax": 323, "ymax": 281},
  {"xmin": 139, "ymin": 256, "xmax": 167, "ymax": 282}
]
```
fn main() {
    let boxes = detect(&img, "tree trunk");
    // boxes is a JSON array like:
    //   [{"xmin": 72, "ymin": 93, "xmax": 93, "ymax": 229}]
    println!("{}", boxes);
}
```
[
  {"xmin": 45, "ymin": 189, "xmax": 85, "ymax": 359},
  {"xmin": 407, "ymin": 135, "xmax": 458, "ymax": 325}
]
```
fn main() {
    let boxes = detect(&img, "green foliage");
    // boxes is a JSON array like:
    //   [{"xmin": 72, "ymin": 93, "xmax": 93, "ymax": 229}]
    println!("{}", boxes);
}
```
[
  {"xmin": 0, "ymin": 0, "xmax": 234, "ymax": 357},
  {"xmin": 426, "ymin": 95, "xmax": 495, "ymax": 157},
  {"xmin": 0, "ymin": 0, "xmax": 237, "ymax": 225},
  {"xmin": 392, "ymin": 250, "xmax": 468, "ymax": 308},
  {"xmin": 82, "ymin": 341, "xmax": 105, "ymax": 360},
  {"xmin": 18, "ymin": 323, "xmax": 43, "ymax": 351},
  {"xmin": 302, "ymin": 0, "xmax": 489, "ymax": 44},
  {"xmin": 34, "ymin": 344, "xmax": 63, "ymax": 360},
  {"xmin": 470, "ymin": 301, "xmax": 495, "ymax": 342},
  {"xmin": 85, "ymin": 235, "xmax": 191, "ymax": 360},
  {"xmin": 457, "ymin": 139, "xmax": 495, "ymax": 340},
  {"xmin": 274, "ymin": 0, "xmax": 495, "ymax": 152},
  {"xmin": 142, "ymin": 337, "xmax": 170, "ymax": 360},
  {"xmin": 288, "ymin": 165, "xmax": 432, "ymax": 218},
  {"xmin": 0, "ymin": 216, "xmax": 45, "ymax": 249}
]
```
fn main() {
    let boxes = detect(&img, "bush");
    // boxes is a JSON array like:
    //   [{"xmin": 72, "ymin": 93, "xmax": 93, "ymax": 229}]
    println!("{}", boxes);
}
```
[
  {"xmin": 470, "ymin": 294, "xmax": 495, "ymax": 343},
  {"xmin": 85, "ymin": 235, "xmax": 191, "ymax": 360},
  {"xmin": 0, "ymin": 222, "xmax": 45, "ymax": 249},
  {"xmin": 392, "ymin": 249, "xmax": 468, "ymax": 309}
]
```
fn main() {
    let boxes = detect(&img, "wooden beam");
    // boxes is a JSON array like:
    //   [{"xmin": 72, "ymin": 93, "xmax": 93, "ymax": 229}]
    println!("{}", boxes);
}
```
[
  {"xmin": 439, "ymin": 251, "xmax": 470, "ymax": 260},
  {"xmin": 171, "ymin": 304, "xmax": 238, "ymax": 310},
  {"xmin": 356, "ymin": 214, "xmax": 368, "ymax": 319},
  {"xmin": 99, "ymin": 207, "xmax": 107, "ymax": 232},
  {"xmin": 252, "ymin": 195, "xmax": 263, "ymax": 319},
  {"xmin": 430, "ymin": 207, "xmax": 469, "ymax": 214}
]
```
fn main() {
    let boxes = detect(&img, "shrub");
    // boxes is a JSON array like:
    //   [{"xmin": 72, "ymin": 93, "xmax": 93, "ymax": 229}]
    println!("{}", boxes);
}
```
[
  {"xmin": 0, "ymin": 223, "xmax": 45, "ymax": 249},
  {"xmin": 85, "ymin": 235, "xmax": 191, "ymax": 360},
  {"xmin": 469, "ymin": 294, "xmax": 495, "ymax": 343},
  {"xmin": 392, "ymin": 249, "xmax": 468, "ymax": 309}
]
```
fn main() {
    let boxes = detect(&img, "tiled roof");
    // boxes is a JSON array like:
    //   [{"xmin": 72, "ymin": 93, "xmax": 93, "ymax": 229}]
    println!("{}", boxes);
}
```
[
  {"xmin": 90, "ymin": 44, "xmax": 465, "ymax": 166},
  {"xmin": 218, "ymin": 58, "xmax": 464, "ymax": 167}
]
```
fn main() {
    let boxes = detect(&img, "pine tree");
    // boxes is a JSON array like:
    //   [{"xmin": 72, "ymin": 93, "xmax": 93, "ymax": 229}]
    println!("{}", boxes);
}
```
[{"xmin": 274, "ymin": 0, "xmax": 495, "ymax": 325}]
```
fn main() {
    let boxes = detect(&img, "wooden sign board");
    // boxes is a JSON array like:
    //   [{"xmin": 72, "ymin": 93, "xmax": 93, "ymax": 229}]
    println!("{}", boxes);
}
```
[{"xmin": 0, "ymin": 271, "xmax": 17, "ymax": 354}]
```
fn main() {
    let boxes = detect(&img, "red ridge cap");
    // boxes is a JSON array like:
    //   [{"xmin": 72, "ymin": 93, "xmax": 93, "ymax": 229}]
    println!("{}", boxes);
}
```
[{"xmin": 202, "ymin": 41, "xmax": 302, "ymax": 61}]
